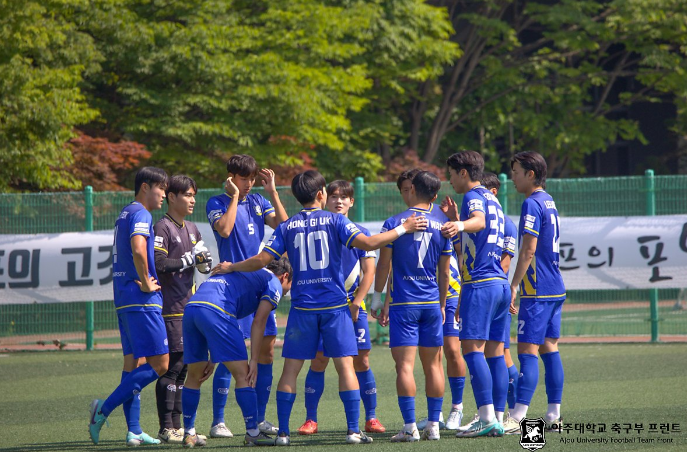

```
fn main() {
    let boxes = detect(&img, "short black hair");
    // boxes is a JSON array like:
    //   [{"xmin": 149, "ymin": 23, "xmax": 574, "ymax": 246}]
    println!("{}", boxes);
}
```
[
  {"xmin": 396, "ymin": 168, "xmax": 422, "ymax": 191},
  {"xmin": 327, "ymin": 180, "xmax": 354, "ymax": 199},
  {"xmin": 412, "ymin": 171, "xmax": 441, "ymax": 202},
  {"xmin": 511, "ymin": 151, "xmax": 547, "ymax": 188},
  {"xmin": 446, "ymin": 151, "xmax": 483, "ymax": 182},
  {"xmin": 481, "ymin": 172, "xmax": 500, "ymax": 191},
  {"xmin": 226, "ymin": 154, "xmax": 259, "ymax": 178},
  {"xmin": 134, "ymin": 167, "xmax": 168, "ymax": 195},
  {"xmin": 267, "ymin": 256, "xmax": 293, "ymax": 282},
  {"xmin": 291, "ymin": 170, "xmax": 327, "ymax": 205},
  {"xmin": 165, "ymin": 175, "xmax": 197, "ymax": 203}
]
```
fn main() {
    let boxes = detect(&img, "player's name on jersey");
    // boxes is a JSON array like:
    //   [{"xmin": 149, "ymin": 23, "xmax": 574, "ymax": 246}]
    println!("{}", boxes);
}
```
[{"xmin": 287, "ymin": 217, "xmax": 332, "ymax": 230}]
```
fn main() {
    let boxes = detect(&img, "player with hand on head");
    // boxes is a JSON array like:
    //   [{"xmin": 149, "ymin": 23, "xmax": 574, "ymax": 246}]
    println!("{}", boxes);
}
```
[
  {"xmin": 180, "ymin": 258, "xmax": 293, "ymax": 448},
  {"xmin": 89, "ymin": 167, "xmax": 170, "ymax": 447},
  {"xmin": 506, "ymin": 152, "xmax": 566, "ymax": 433},
  {"xmin": 205, "ymin": 155, "xmax": 288, "ymax": 438},
  {"xmin": 442, "ymin": 151, "xmax": 509, "ymax": 438},
  {"xmin": 211, "ymin": 170, "xmax": 427, "ymax": 446},
  {"xmin": 152, "ymin": 175, "xmax": 211, "ymax": 444},
  {"xmin": 370, "ymin": 171, "xmax": 455, "ymax": 442},
  {"xmin": 297, "ymin": 180, "xmax": 385, "ymax": 436}
]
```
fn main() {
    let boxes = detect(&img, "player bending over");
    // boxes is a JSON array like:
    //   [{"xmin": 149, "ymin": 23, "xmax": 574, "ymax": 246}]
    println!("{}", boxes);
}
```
[
  {"xmin": 212, "ymin": 170, "xmax": 427, "ymax": 445},
  {"xmin": 297, "ymin": 180, "xmax": 386, "ymax": 436}
]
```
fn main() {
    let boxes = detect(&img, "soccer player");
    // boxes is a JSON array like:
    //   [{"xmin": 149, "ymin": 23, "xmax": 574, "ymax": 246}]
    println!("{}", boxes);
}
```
[
  {"xmin": 297, "ymin": 180, "xmax": 385, "ymax": 436},
  {"xmin": 395, "ymin": 169, "xmax": 467, "ymax": 431},
  {"xmin": 441, "ymin": 151, "xmax": 509, "ymax": 438},
  {"xmin": 153, "ymin": 175, "xmax": 212, "ymax": 443},
  {"xmin": 506, "ymin": 151, "xmax": 566, "ymax": 432},
  {"xmin": 205, "ymin": 155, "xmax": 288, "ymax": 437},
  {"xmin": 180, "ymin": 258, "xmax": 293, "ymax": 447},
  {"xmin": 481, "ymin": 172, "xmax": 519, "ymax": 429},
  {"xmin": 370, "ymin": 171, "xmax": 452, "ymax": 442},
  {"xmin": 89, "ymin": 167, "xmax": 170, "ymax": 447},
  {"xmin": 211, "ymin": 170, "xmax": 427, "ymax": 445}
]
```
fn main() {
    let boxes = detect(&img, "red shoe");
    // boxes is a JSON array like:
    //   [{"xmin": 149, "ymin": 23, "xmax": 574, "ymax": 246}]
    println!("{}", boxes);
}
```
[
  {"xmin": 365, "ymin": 418, "xmax": 386, "ymax": 433},
  {"xmin": 297, "ymin": 420, "xmax": 318, "ymax": 435}
]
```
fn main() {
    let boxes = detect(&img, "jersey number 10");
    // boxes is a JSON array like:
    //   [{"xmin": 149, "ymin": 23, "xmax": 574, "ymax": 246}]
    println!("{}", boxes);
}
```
[{"xmin": 294, "ymin": 231, "xmax": 330, "ymax": 270}]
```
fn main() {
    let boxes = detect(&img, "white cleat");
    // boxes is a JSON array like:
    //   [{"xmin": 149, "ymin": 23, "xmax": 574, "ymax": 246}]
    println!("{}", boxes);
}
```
[
  {"xmin": 210, "ymin": 422, "xmax": 233, "ymax": 438},
  {"xmin": 416, "ymin": 412, "xmax": 445, "ymax": 430},
  {"xmin": 390, "ymin": 429, "xmax": 420, "ymax": 442},
  {"xmin": 445, "ymin": 408, "xmax": 464, "ymax": 430},
  {"xmin": 456, "ymin": 413, "xmax": 479, "ymax": 432},
  {"xmin": 502, "ymin": 415, "xmax": 521, "ymax": 435},
  {"xmin": 258, "ymin": 420, "xmax": 279, "ymax": 435},
  {"xmin": 275, "ymin": 433, "xmax": 291, "ymax": 446},
  {"xmin": 346, "ymin": 431, "xmax": 373, "ymax": 444},
  {"xmin": 421, "ymin": 425, "xmax": 440, "ymax": 440}
]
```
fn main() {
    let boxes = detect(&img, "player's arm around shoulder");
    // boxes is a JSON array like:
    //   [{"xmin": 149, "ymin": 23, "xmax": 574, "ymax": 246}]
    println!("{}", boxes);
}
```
[{"xmin": 352, "ymin": 213, "xmax": 428, "ymax": 251}]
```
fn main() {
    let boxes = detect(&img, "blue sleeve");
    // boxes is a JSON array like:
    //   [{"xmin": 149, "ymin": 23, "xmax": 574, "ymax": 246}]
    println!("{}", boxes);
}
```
[
  {"xmin": 381, "ymin": 218, "xmax": 394, "ymax": 249},
  {"xmin": 461, "ymin": 191, "xmax": 486, "ymax": 221},
  {"xmin": 260, "ymin": 194, "xmax": 275, "ymax": 217},
  {"xmin": 130, "ymin": 209, "xmax": 152, "ymax": 237},
  {"xmin": 263, "ymin": 224, "xmax": 286, "ymax": 259},
  {"xmin": 336, "ymin": 215, "xmax": 362, "ymax": 249},
  {"xmin": 260, "ymin": 276, "xmax": 282, "ymax": 310},
  {"xmin": 441, "ymin": 234, "xmax": 453, "ymax": 255},
  {"xmin": 206, "ymin": 196, "xmax": 227, "ymax": 228},
  {"xmin": 521, "ymin": 198, "xmax": 542, "ymax": 237},
  {"xmin": 503, "ymin": 219, "xmax": 517, "ymax": 257}
]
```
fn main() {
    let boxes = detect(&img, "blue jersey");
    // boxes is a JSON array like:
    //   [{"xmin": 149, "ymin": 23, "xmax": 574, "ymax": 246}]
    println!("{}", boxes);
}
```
[
  {"xmin": 382, "ymin": 205, "xmax": 456, "ymax": 309},
  {"xmin": 187, "ymin": 269, "xmax": 282, "ymax": 318},
  {"xmin": 264, "ymin": 208, "xmax": 362, "ymax": 311},
  {"xmin": 112, "ymin": 202, "xmax": 162, "ymax": 312},
  {"xmin": 342, "ymin": 224, "xmax": 376, "ymax": 311},
  {"xmin": 206, "ymin": 193, "xmax": 275, "ymax": 262},
  {"xmin": 519, "ymin": 189, "xmax": 566, "ymax": 302},
  {"xmin": 502, "ymin": 215, "xmax": 517, "ymax": 277},
  {"xmin": 459, "ymin": 185, "xmax": 508, "ymax": 286}
]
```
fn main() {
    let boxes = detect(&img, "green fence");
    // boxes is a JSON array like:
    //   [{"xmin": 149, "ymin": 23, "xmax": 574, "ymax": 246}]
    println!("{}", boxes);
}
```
[{"xmin": 1, "ymin": 172, "xmax": 686, "ymax": 349}]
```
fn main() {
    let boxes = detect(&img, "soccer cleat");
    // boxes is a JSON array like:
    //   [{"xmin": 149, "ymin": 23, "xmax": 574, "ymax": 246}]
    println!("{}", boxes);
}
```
[
  {"xmin": 297, "ymin": 420, "xmax": 318, "ymax": 435},
  {"xmin": 502, "ymin": 415, "xmax": 521, "ymax": 435},
  {"xmin": 244, "ymin": 431, "xmax": 276, "ymax": 446},
  {"xmin": 455, "ymin": 418, "xmax": 503, "ymax": 438},
  {"xmin": 417, "ymin": 412, "xmax": 445, "ymax": 430},
  {"xmin": 210, "ymin": 422, "xmax": 234, "ymax": 438},
  {"xmin": 364, "ymin": 418, "xmax": 386, "ymax": 433},
  {"xmin": 176, "ymin": 429, "xmax": 206, "ymax": 441},
  {"xmin": 275, "ymin": 433, "xmax": 291, "ymax": 446},
  {"xmin": 456, "ymin": 413, "xmax": 479, "ymax": 432},
  {"xmin": 546, "ymin": 418, "xmax": 562, "ymax": 433},
  {"xmin": 259, "ymin": 420, "xmax": 279, "ymax": 435},
  {"xmin": 88, "ymin": 399, "xmax": 109, "ymax": 445},
  {"xmin": 159, "ymin": 428, "xmax": 183, "ymax": 444},
  {"xmin": 445, "ymin": 408, "xmax": 464, "ymax": 430},
  {"xmin": 183, "ymin": 432, "xmax": 206, "ymax": 448},
  {"xmin": 346, "ymin": 431, "xmax": 373, "ymax": 444},
  {"xmin": 126, "ymin": 431, "xmax": 161, "ymax": 446},
  {"xmin": 421, "ymin": 425, "xmax": 440, "ymax": 440},
  {"xmin": 390, "ymin": 429, "xmax": 420, "ymax": 442}
]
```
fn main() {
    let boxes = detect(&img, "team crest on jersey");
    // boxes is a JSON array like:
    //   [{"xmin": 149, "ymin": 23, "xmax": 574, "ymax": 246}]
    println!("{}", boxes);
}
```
[
  {"xmin": 519, "ymin": 418, "xmax": 546, "ymax": 451},
  {"xmin": 254, "ymin": 205, "xmax": 263, "ymax": 216},
  {"xmin": 175, "ymin": 236, "xmax": 181, "ymax": 243},
  {"xmin": 189, "ymin": 233, "xmax": 196, "ymax": 243},
  {"xmin": 154, "ymin": 236, "xmax": 164, "ymax": 246}
]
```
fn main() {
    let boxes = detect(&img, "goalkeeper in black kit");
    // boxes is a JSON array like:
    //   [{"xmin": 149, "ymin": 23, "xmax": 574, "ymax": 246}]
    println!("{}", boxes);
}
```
[{"xmin": 152, "ymin": 175, "xmax": 212, "ymax": 443}]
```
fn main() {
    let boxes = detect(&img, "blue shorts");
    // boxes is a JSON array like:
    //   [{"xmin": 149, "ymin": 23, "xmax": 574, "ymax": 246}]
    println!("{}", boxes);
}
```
[
  {"xmin": 183, "ymin": 306, "xmax": 248, "ymax": 364},
  {"xmin": 389, "ymin": 307, "xmax": 443, "ymax": 348},
  {"xmin": 517, "ymin": 298, "xmax": 565, "ymax": 345},
  {"xmin": 317, "ymin": 310, "xmax": 371, "ymax": 352},
  {"xmin": 459, "ymin": 283, "xmax": 509, "ymax": 341},
  {"xmin": 283, "ymin": 307, "xmax": 358, "ymax": 360},
  {"xmin": 118, "ymin": 310, "xmax": 168, "ymax": 359},
  {"xmin": 238, "ymin": 310, "xmax": 278, "ymax": 340},
  {"xmin": 504, "ymin": 312, "xmax": 512, "ymax": 349},
  {"xmin": 444, "ymin": 299, "xmax": 461, "ymax": 337}
]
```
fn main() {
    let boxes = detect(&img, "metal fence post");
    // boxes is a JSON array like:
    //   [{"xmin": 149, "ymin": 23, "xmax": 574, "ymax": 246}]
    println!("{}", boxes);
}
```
[
  {"xmin": 498, "ymin": 173, "xmax": 509, "ymax": 215},
  {"xmin": 85, "ymin": 186, "xmax": 95, "ymax": 351},
  {"xmin": 645, "ymin": 170, "xmax": 660, "ymax": 342},
  {"xmin": 354, "ymin": 177, "xmax": 365, "ymax": 222}
]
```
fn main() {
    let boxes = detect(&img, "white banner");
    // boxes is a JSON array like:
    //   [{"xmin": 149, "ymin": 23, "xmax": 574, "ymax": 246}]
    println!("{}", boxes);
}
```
[{"xmin": 1, "ymin": 216, "xmax": 687, "ymax": 304}]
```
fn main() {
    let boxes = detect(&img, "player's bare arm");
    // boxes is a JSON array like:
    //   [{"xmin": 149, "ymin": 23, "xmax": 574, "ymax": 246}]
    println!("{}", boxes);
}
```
[
  {"xmin": 510, "ymin": 234, "xmax": 538, "ymax": 307},
  {"xmin": 352, "ymin": 213, "xmax": 428, "ymax": 251},
  {"xmin": 441, "ymin": 210, "xmax": 486, "ymax": 238},
  {"xmin": 213, "ymin": 177, "xmax": 240, "ymax": 238},
  {"xmin": 500, "ymin": 253, "xmax": 513, "ymax": 275},
  {"xmin": 248, "ymin": 300, "xmax": 273, "ymax": 387},
  {"xmin": 438, "ymin": 254, "xmax": 450, "ymax": 324},
  {"xmin": 370, "ymin": 247, "xmax": 392, "ymax": 319},
  {"xmin": 350, "ymin": 257, "xmax": 374, "ymax": 322},
  {"xmin": 132, "ymin": 235, "xmax": 160, "ymax": 292},
  {"xmin": 260, "ymin": 168, "xmax": 289, "ymax": 228},
  {"xmin": 211, "ymin": 250, "xmax": 275, "ymax": 275}
]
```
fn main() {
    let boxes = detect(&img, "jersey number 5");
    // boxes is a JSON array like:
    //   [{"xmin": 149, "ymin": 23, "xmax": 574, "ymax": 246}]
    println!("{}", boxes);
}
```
[{"xmin": 294, "ymin": 231, "xmax": 330, "ymax": 270}]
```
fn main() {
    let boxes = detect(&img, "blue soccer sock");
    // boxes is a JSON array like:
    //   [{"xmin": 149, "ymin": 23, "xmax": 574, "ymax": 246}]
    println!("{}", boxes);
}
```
[
  {"xmin": 356, "ymin": 370, "xmax": 377, "ymax": 420},
  {"xmin": 448, "ymin": 376, "xmax": 465, "ymax": 406},
  {"xmin": 121, "ymin": 371, "xmax": 142, "ymax": 435},
  {"xmin": 339, "ymin": 390, "xmax": 361, "ymax": 433},
  {"xmin": 507, "ymin": 364, "xmax": 518, "ymax": 409},
  {"xmin": 256, "ymin": 363, "xmax": 273, "ymax": 424},
  {"xmin": 397, "ymin": 396, "xmax": 416, "ymax": 425},
  {"xmin": 516, "ymin": 354, "xmax": 539, "ymax": 406},
  {"xmin": 486, "ymin": 355, "xmax": 508, "ymax": 414},
  {"xmin": 463, "ymin": 352, "xmax": 493, "ymax": 408},
  {"xmin": 101, "ymin": 363, "xmax": 158, "ymax": 417},
  {"xmin": 304, "ymin": 368, "xmax": 325, "ymax": 422},
  {"xmin": 235, "ymin": 387, "xmax": 259, "ymax": 431},
  {"xmin": 541, "ymin": 351, "xmax": 564, "ymax": 404},
  {"xmin": 212, "ymin": 363, "xmax": 231, "ymax": 426},
  {"xmin": 182, "ymin": 387, "xmax": 201, "ymax": 431},
  {"xmin": 276, "ymin": 391, "xmax": 296, "ymax": 436},
  {"xmin": 427, "ymin": 396, "xmax": 443, "ymax": 422}
]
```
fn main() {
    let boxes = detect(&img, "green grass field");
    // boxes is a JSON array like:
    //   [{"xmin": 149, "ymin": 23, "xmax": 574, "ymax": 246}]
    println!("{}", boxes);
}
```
[{"xmin": 1, "ymin": 344, "xmax": 686, "ymax": 451}]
